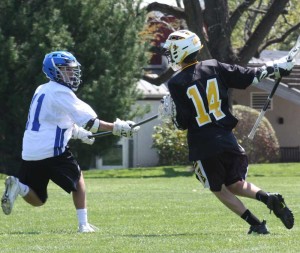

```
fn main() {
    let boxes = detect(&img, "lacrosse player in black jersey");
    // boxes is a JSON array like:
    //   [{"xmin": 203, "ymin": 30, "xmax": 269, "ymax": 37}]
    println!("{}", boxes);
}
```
[{"xmin": 160, "ymin": 30, "xmax": 295, "ymax": 234}]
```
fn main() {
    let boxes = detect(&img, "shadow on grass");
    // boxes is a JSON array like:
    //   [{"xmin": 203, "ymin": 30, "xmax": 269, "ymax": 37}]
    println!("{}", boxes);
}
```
[
  {"xmin": 157, "ymin": 167, "xmax": 193, "ymax": 178},
  {"xmin": 0, "ymin": 231, "xmax": 41, "ymax": 235},
  {"xmin": 0, "ymin": 229, "xmax": 76, "ymax": 235},
  {"xmin": 85, "ymin": 167, "xmax": 194, "ymax": 179},
  {"xmin": 119, "ymin": 232, "xmax": 198, "ymax": 238},
  {"xmin": 248, "ymin": 174, "xmax": 265, "ymax": 177}
]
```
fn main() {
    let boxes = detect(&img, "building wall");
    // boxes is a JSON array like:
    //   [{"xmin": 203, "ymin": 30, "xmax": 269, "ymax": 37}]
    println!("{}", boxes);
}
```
[
  {"xmin": 232, "ymin": 86, "xmax": 300, "ymax": 147},
  {"xmin": 132, "ymin": 100, "xmax": 162, "ymax": 167}
]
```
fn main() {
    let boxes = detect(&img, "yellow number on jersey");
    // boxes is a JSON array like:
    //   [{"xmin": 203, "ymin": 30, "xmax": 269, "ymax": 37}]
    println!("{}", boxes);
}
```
[
  {"xmin": 206, "ymin": 78, "xmax": 225, "ymax": 120},
  {"xmin": 187, "ymin": 78, "xmax": 225, "ymax": 127}
]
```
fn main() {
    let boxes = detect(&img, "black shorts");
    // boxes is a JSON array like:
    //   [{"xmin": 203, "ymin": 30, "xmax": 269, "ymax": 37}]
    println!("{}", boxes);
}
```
[
  {"xmin": 193, "ymin": 152, "xmax": 248, "ymax": 192},
  {"xmin": 18, "ymin": 148, "xmax": 81, "ymax": 203}
]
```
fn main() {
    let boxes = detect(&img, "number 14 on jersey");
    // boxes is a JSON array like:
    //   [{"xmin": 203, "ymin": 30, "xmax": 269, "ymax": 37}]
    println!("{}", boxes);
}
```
[{"xmin": 187, "ymin": 78, "xmax": 225, "ymax": 127}]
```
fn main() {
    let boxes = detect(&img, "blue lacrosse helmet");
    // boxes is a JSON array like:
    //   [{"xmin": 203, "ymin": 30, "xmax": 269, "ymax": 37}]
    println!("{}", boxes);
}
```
[{"xmin": 42, "ymin": 51, "xmax": 82, "ymax": 91}]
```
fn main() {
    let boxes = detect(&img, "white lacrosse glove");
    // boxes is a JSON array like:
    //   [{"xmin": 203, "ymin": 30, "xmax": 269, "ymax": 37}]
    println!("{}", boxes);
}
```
[
  {"xmin": 112, "ymin": 118, "xmax": 140, "ymax": 138},
  {"xmin": 72, "ymin": 124, "xmax": 95, "ymax": 145},
  {"xmin": 158, "ymin": 94, "xmax": 177, "ymax": 123},
  {"xmin": 254, "ymin": 56, "xmax": 295, "ymax": 84},
  {"xmin": 266, "ymin": 56, "xmax": 295, "ymax": 78},
  {"xmin": 126, "ymin": 120, "xmax": 136, "ymax": 128}
]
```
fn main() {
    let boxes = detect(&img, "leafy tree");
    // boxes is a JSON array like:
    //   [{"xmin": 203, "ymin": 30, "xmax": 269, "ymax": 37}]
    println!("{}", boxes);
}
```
[
  {"xmin": 0, "ymin": 0, "xmax": 148, "ymax": 173},
  {"xmin": 143, "ymin": 0, "xmax": 300, "ymax": 84}
]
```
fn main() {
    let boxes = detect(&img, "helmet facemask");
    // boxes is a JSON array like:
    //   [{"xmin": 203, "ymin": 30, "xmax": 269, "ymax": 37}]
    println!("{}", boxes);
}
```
[{"xmin": 52, "ymin": 59, "xmax": 81, "ymax": 91}]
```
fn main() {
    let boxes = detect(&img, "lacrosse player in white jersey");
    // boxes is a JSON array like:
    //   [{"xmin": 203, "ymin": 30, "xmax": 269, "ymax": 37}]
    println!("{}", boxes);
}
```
[{"xmin": 1, "ymin": 51, "xmax": 140, "ymax": 233}]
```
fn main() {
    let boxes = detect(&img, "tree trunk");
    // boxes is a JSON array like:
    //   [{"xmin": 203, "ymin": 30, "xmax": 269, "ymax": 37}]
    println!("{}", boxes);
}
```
[{"xmin": 183, "ymin": 0, "xmax": 211, "ymax": 60}]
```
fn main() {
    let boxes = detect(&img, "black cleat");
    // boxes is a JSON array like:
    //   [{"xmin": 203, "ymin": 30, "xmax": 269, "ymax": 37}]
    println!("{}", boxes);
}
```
[
  {"xmin": 248, "ymin": 220, "xmax": 270, "ymax": 235},
  {"xmin": 267, "ymin": 193, "xmax": 294, "ymax": 229}
]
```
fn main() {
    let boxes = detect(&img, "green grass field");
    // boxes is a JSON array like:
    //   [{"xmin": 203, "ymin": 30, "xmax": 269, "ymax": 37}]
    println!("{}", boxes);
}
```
[{"xmin": 0, "ymin": 163, "xmax": 299, "ymax": 253}]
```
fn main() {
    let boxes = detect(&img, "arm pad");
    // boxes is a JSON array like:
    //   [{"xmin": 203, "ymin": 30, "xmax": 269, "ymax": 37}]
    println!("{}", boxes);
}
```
[{"xmin": 83, "ymin": 118, "xmax": 100, "ymax": 133}]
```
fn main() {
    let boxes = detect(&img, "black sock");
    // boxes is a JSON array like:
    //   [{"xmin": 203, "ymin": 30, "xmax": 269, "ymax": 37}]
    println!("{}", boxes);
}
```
[
  {"xmin": 241, "ymin": 209, "xmax": 261, "ymax": 226},
  {"xmin": 256, "ymin": 190, "xmax": 269, "ymax": 205}
]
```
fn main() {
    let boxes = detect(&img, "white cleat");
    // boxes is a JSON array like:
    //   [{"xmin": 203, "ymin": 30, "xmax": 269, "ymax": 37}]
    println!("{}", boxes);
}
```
[
  {"xmin": 1, "ymin": 176, "xmax": 20, "ymax": 215},
  {"xmin": 78, "ymin": 223, "xmax": 99, "ymax": 233}
]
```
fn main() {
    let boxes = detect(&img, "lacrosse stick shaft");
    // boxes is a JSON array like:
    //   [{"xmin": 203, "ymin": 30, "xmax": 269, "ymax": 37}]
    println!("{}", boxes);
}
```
[
  {"xmin": 133, "ymin": 114, "xmax": 158, "ymax": 127},
  {"xmin": 248, "ymin": 78, "xmax": 281, "ymax": 140},
  {"xmin": 248, "ymin": 110, "xmax": 267, "ymax": 140},
  {"xmin": 90, "ymin": 114, "xmax": 158, "ymax": 138},
  {"xmin": 248, "ymin": 77, "xmax": 281, "ymax": 140}
]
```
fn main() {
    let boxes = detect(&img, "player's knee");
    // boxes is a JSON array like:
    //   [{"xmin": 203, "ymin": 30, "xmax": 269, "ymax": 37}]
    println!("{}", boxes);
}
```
[
  {"xmin": 23, "ymin": 196, "xmax": 46, "ymax": 207},
  {"xmin": 227, "ymin": 180, "xmax": 244, "ymax": 192}
]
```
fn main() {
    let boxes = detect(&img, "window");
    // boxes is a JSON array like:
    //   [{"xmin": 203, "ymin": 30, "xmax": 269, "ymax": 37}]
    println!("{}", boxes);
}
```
[
  {"xmin": 250, "ymin": 92, "xmax": 272, "ymax": 110},
  {"xmin": 95, "ymin": 138, "xmax": 130, "ymax": 169}
]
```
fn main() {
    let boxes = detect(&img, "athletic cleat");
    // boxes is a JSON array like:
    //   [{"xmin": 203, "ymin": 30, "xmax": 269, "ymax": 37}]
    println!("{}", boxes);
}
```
[
  {"xmin": 248, "ymin": 220, "xmax": 270, "ymax": 235},
  {"xmin": 78, "ymin": 223, "xmax": 99, "ymax": 233},
  {"xmin": 267, "ymin": 193, "xmax": 294, "ymax": 229},
  {"xmin": 1, "ymin": 176, "xmax": 20, "ymax": 215}
]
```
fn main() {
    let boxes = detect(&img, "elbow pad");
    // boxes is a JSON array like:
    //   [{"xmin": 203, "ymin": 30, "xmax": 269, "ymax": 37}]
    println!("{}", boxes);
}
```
[
  {"xmin": 83, "ymin": 118, "xmax": 100, "ymax": 133},
  {"xmin": 252, "ymin": 66, "xmax": 269, "ymax": 85}
]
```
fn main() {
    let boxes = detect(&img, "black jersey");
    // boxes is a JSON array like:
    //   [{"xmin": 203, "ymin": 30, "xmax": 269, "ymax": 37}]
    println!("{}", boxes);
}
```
[{"xmin": 168, "ymin": 59, "xmax": 256, "ymax": 160}]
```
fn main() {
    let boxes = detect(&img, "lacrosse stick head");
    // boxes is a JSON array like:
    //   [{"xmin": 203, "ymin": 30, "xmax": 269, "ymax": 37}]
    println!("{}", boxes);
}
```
[
  {"xmin": 162, "ymin": 30, "xmax": 202, "ymax": 70},
  {"xmin": 43, "ymin": 51, "xmax": 82, "ymax": 92},
  {"xmin": 158, "ymin": 94, "xmax": 176, "ymax": 123}
]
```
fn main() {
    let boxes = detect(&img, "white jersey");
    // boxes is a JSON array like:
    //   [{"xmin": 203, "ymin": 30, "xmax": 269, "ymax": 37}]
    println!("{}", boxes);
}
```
[{"xmin": 22, "ymin": 81, "xmax": 97, "ymax": 160}]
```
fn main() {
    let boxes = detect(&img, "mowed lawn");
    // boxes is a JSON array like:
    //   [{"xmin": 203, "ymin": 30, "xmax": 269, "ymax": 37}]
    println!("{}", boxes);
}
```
[{"xmin": 0, "ymin": 163, "xmax": 299, "ymax": 253}]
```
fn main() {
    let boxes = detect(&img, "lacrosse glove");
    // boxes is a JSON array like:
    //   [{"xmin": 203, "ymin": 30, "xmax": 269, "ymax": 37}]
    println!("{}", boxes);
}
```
[
  {"xmin": 253, "ymin": 56, "xmax": 295, "ymax": 84},
  {"xmin": 266, "ymin": 56, "xmax": 295, "ymax": 78},
  {"xmin": 72, "ymin": 124, "xmax": 95, "ymax": 145},
  {"xmin": 113, "ymin": 118, "xmax": 140, "ymax": 138}
]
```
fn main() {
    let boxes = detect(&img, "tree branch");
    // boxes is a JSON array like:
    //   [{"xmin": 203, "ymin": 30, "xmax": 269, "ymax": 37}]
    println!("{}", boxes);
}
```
[
  {"xmin": 237, "ymin": 0, "xmax": 289, "ymax": 65},
  {"xmin": 176, "ymin": 0, "xmax": 182, "ymax": 8},
  {"xmin": 145, "ymin": 2, "xmax": 186, "ymax": 20},
  {"xmin": 142, "ymin": 68, "xmax": 175, "ymax": 86},
  {"xmin": 258, "ymin": 22, "xmax": 300, "ymax": 54},
  {"xmin": 229, "ymin": 0, "xmax": 256, "ymax": 34}
]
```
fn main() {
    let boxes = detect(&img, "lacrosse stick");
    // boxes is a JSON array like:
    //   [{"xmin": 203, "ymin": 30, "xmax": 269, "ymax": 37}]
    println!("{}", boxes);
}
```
[
  {"xmin": 248, "ymin": 35, "xmax": 300, "ymax": 140},
  {"xmin": 90, "ymin": 114, "xmax": 158, "ymax": 138}
]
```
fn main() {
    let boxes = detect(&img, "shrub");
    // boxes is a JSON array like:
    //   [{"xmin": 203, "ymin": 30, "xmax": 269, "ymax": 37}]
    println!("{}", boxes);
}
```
[
  {"xmin": 152, "ymin": 123, "xmax": 189, "ymax": 165},
  {"xmin": 232, "ymin": 104, "xmax": 280, "ymax": 163},
  {"xmin": 152, "ymin": 105, "xmax": 280, "ymax": 165}
]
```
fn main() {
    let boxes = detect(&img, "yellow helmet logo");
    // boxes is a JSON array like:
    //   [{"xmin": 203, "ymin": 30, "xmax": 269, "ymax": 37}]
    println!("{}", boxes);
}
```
[{"xmin": 193, "ymin": 37, "xmax": 200, "ymax": 45}]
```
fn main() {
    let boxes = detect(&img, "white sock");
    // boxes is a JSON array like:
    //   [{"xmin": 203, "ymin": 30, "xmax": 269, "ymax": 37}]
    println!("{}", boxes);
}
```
[
  {"xmin": 77, "ymin": 208, "xmax": 88, "ymax": 226},
  {"xmin": 18, "ymin": 181, "xmax": 29, "ymax": 197}
]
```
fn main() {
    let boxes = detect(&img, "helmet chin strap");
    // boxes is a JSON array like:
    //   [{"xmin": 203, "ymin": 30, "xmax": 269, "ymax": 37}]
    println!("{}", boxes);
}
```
[
  {"xmin": 171, "ymin": 60, "xmax": 198, "ymax": 71},
  {"xmin": 180, "ymin": 60, "xmax": 199, "ymax": 71}
]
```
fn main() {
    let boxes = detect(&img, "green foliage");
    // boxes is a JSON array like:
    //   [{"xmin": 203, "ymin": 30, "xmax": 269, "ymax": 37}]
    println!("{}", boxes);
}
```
[
  {"xmin": 152, "ymin": 122, "xmax": 189, "ymax": 165},
  {"xmin": 0, "ymin": 0, "xmax": 149, "ymax": 173},
  {"xmin": 229, "ymin": 0, "xmax": 300, "ymax": 51},
  {"xmin": 232, "ymin": 105, "xmax": 280, "ymax": 163},
  {"xmin": 152, "ymin": 105, "xmax": 280, "ymax": 165}
]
